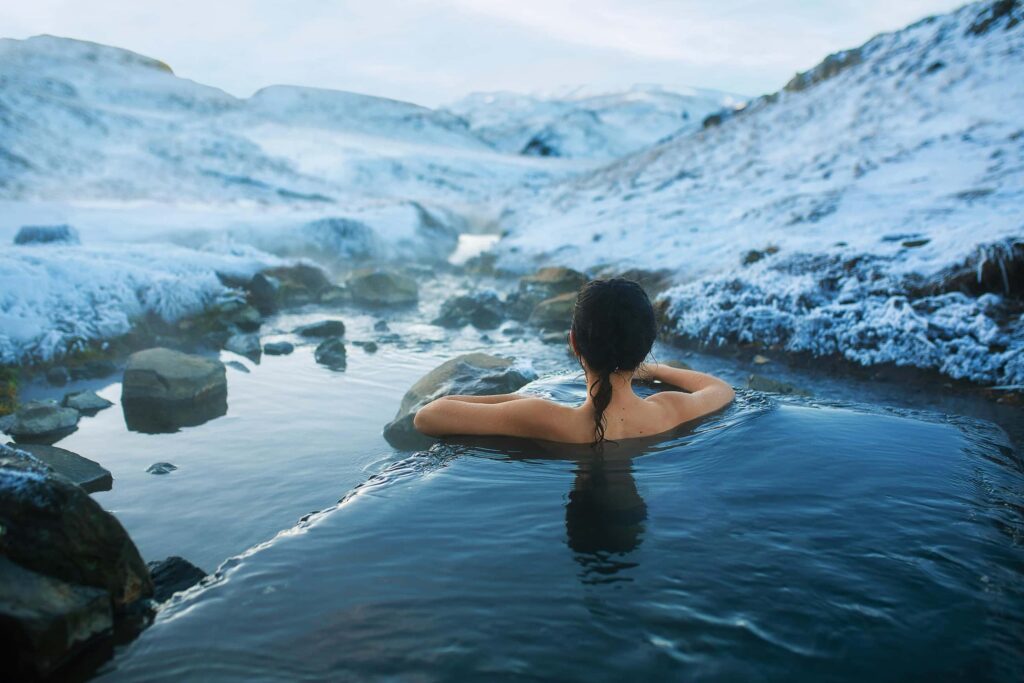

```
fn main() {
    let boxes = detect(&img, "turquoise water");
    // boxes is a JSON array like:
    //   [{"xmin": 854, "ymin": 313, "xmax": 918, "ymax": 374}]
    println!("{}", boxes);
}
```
[{"xmin": 95, "ymin": 379, "xmax": 1024, "ymax": 681}]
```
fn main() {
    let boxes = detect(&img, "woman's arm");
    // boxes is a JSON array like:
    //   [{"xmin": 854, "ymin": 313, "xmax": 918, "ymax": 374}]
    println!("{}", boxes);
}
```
[
  {"xmin": 433, "ymin": 394, "xmax": 528, "ymax": 405},
  {"xmin": 413, "ymin": 396, "xmax": 564, "ymax": 439},
  {"xmin": 645, "ymin": 363, "xmax": 735, "ymax": 418}
]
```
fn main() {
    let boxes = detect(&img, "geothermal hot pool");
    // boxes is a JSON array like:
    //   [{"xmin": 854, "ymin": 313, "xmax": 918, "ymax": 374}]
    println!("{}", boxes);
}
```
[{"xmin": 18, "ymin": 275, "xmax": 1024, "ymax": 682}]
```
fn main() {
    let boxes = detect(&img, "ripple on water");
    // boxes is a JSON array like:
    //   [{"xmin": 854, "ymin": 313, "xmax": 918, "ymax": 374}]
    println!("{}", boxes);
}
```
[{"xmin": 98, "ymin": 391, "xmax": 1024, "ymax": 682}]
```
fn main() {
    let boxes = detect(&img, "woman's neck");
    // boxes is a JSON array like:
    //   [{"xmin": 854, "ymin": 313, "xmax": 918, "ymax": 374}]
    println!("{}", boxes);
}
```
[{"xmin": 582, "ymin": 369, "xmax": 637, "ymax": 407}]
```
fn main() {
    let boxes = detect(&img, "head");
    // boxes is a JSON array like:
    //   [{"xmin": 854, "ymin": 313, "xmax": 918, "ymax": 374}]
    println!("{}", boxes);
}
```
[{"xmin": 569, "ymin": 278, "xmax": 657, "ymax": 447}]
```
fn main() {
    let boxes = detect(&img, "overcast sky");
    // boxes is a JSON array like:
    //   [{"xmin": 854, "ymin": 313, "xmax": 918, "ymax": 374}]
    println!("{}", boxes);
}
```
[{"xmin": 2, "ymin": 0, "xmax": 966, "ymax": 106}]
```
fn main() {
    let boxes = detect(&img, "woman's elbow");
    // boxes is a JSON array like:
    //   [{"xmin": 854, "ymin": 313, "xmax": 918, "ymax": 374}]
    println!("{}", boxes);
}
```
[{"xmin": 413, "ymin": 402, "xmax": 443, "ymax": 436}]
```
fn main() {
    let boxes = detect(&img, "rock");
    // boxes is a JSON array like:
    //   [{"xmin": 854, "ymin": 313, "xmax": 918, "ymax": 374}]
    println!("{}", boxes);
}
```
[
  {"xmin": 216, "ymin": 301, "xmax": 261, "ymax": 332},
  {"xmin": 225, "ymin": 333, "xmax": 262, "ymax": 360},
  {"xmin": 146, "ymin": 557, "xmax": 207, "ymax": 603},
  {"xmin": 0, "ymin": 444, "xmax": 152, "ymax": 607},
  {"xmin": 62, "ymin": 390, "xmax": 113, "ymax": 414},
  {"xmin": 68, "ymin": 360, "xmax": 117, "ymax": 381},
  {"xmin": 225, "ymin": 360, "xmax": 250, "ymax": 373},
  {"xmin": 345, "ymin": 268, "xmax": 418, "ymax": 306},
  {"xmin": 528, "ymin": 292, "xmax": 577, "ymax": 331},
  {"xmin": 0, "ymin": 413, "xmax": 14, "ymax": 434},
  {"xmin": 314, "ymin": 338, "xmax": 347, "ymax": 370},
  {"xmin": 246, "ymin": 272, "xmax": 281, "ymax": 315},
  {"xmin": 508, "ymin": 266, "xmax": 587, "ymax": 320},
  {"xmin": 747, "ymin": 374, "xmax": 812, "ymax": 396},
  {"xmin": 753, "ymin": 354, "xmax": 771, "ymax": 365},
  {"xmin": 7, "ymin": 401, "xmax": 80, "ymax": 444},
  {"xmin": 263, "ymin": 341, "xmax": 295, "ymax": 356},
  {"xmin": 434, "ymin": 291, "xmax": 505, "ymax": 329},
  {"xmin": 14, "ymin": 224, "xmax": 80, "ymax": 246},
  {"xmin": 9, "ymin": 443, "xmax": 112, "ymax": 493},
  {"xmin": 146, "ymin": 462, "xmax": 177, "ymax": 475},
  {"xmin": 121, "ymin": 348, "xmax": 227, "ymax": 433},
  {"xmin": 46, "ymin": 366, "xmax": 70, "ymax": 386},
  {"xmin": 383, "ymin": 353, "xmax": 538, "ymax": 449},
  {"xmin": 374, "ymin": 319, "xmax": 390, "ymax": 332},
  {"xmin": 0, "ymin": 556, "xmax": 113, "ymax": 680},
  {"xmin": 295, "ymin": 320, "xmax": 346, "ymax": 338},
  {"xmin": 353, "ymin": 341, "xmax": 378, "ymax": 353},
  {"xmin": 742, "ymin": 246, "xmax": 780, "ymax": 266},
  {"xmin": 541, "ymin": 331, "xmax": 567, "ymax": 345}
]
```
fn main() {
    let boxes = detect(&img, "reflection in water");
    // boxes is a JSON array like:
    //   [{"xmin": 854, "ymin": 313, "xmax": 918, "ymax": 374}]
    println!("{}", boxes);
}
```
[{"xmin": 122, "ymin": 389, "xmax": 228, "ymax": 434}]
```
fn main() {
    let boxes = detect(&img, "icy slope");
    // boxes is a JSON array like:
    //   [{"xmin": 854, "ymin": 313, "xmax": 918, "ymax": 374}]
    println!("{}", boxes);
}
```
[
  {"xmin": 497, "ymin": 0, "xmax": 1024, "ymax": 385},
  {"xmin": 446, "ymin": 85, "xmax": 743, "ymax": 159}
]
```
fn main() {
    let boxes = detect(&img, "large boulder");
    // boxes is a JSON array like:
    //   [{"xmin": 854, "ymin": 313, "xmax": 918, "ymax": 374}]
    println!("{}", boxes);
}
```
[
  {"xmin": 383, "ymin": 353, "xmax": 538, "ymax": 449},
  {"xmin": 433, "ymin": 291, "xmax": 505, "ymax": 329},
  {"xmin": 9, "ymin": 443, "xmax": 112, "ymax": 493},
  {"xmin": 7, "ymin": 401, "xmax": 80, "ymax": 444},
  {"xmin": 345, "ymin": 268, "xmax": 419, "ymax": 307},
  {"xmin": 0, "ymin": 444, "xmax": 152, "ymax": 607},
  {"xmin": 507, "ymin": 266, "xmax": 587, "ymax": 319},
  {"xmin": 121, "ymin": 348, "xmax": 227, "ymax": 433},
  {"xmin": 14, "ymin": 224, "xmax": 80, "ymax": 246},
  {"xmin": 0, "ymin": 556, "xmax": 113, "ymax": 680},
  {"xmin": 528, "ymin": 292, "xmax": 577, "ymax": 331}
]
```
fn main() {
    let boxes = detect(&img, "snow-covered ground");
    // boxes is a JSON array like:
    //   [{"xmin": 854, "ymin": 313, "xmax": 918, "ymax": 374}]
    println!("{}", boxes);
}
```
[
  {"xmin": 496, "ymin": 1, "xmax": 1024, "ymax": 385},
  {"xmin": 1, "ymin": 2, "xmax": 1022, "ymax": 385},
  {"xmin": 445, "ymin": 84, "xmax": 743, "ymax": 159}
]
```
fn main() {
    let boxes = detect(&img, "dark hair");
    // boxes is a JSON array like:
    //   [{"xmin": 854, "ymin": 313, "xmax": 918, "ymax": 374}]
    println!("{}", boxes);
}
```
[{"xmin": 570, "ymin": 278, "xmax": 657, "ymax": 448}]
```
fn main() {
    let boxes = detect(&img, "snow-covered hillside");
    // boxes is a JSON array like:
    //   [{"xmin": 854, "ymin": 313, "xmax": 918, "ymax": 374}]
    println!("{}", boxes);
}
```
[
  {"xmin": 498, "ymin": 1, "xmax": 1024, "ymax": 385},
  {"xmin": 446, "ymin": 85, "xmax": 743, "ymax": 159}
]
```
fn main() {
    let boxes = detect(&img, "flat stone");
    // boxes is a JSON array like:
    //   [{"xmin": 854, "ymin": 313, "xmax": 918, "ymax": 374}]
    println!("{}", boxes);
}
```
[
  {"xmin": 14, "ymin": 224, "xmax": 80, "ymax": 246},
  {"xmin": 263, "ymin": 341, "xmax": 295, "ymax": 356},
  {"xmin": 8, "ymin": 443, "xmax": 112, "ymax": 493},
  {"xmin": 146, "ymin": 462, "xmax": 177, "ymax": 475},
  {"xmin": 314, "ymin": 338, "xmax": 347, "ymax": 370},
  {"xmin": 345, "ymin": 268, "xmax": 419, "ymax": 306},
  {"xmin": 0, "ymin": 556, "xmax": 113, "ymax": 680},
  {"xmin": 225, "ymin": 360, "xmax": 250, "ymax": 373},
  {"xmin": 147, "ymin": 557, "xmax": 207, "ymax": 603},
  {"xmin": 295, "ymin": 320, "xmax": 346, "ymax": 338},
  {"xmin": 225, "ymin": 333, "xmax": 262, "ymax": 359},
  {"xmin": 747, "ymin": 374, "xmax": 812, "ymax": 396},
  {"xmin": 122, "ymin": 348, "xmax": 226, "ymax": 403},
  {"xmin": 383, "ymin": 353, "xmax": 538, "ymax": 449},
  {"xmin": 7, "ymin": 401, "xmax": 80, "ymax": 444},
  {"xmin": 62, "ymin": 390, "xmax": 113, "ymax": 414}
]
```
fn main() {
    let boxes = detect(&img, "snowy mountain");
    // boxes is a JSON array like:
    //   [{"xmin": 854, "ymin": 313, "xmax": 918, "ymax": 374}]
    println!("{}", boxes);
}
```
[
  {"xmin": 446, "ymin": 85, "xmax": 743, "ymax": 159},
  {"xmin": 497, "ymin": 0, "xmax": 1024, "ymax": 385}
]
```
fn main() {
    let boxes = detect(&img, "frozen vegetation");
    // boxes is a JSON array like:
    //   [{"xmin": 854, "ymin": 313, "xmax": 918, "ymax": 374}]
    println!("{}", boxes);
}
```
[
  {"xmin": 1, "ymin": 1, "xmax": 1022, "ymax": 385},
  {"xmin": 496, "ymin": 1, "xmax": 1024, "ymax": 385}
]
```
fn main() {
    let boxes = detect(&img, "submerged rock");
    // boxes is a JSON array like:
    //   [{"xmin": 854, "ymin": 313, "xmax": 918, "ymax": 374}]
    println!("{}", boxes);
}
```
[
  {"xmin": 225, "ymin": 333, "xmax": 262, "ymax": 360},
  {"xmin": 295, "ymin": 320, "xmax": 346, "ymax": 338},
  {"xmin": 9, "ymin": 443, "xmax": 112, "ymax": 493},
  {"xmin": 528, "ymin": 292, "xmax": 577, "ymax": 331},
  {"xmin": 0, "ymin": 556, "xmax": 113, "ymax": 680},
  {"xmin": 314, "ymin": 338, "xmax": 347, "ymax": 370},
  {"xmin": 345, "ymin": 268, "xmax": 418, "ymax": 307},
  {"xmin": 7, "ymin": 401, "xmax": 80, "ymax": 444},
  {"xmin": 14, "ymin": 224, "xmax": 80, "ymax": 246},
  {"xmin": 747, "ymin": 374, "xmax": 812, "ymax": 396},
  {"xmin": 0, "ymin": 444, "xmax": 152, "ymax": 607},
  {"xmin": 62, "ymin": 390, "xmax": 113, "ymax": 414},
  {"xmin": 263, "ymin": 341, "xmax": 295, "ymax": 356},
  {"xmin": 434, "ymin": 291, "xmax": 505, "ymax": 329},
  {"xmin": 146, "ymin": 462, "xmax": 177, "ymax": 475},
  {"xmin": 383, "ymin": 353, "xmax": 538, "ymax": 449},
  {"xmin": 121, "ymin": 348, "xmax": 227, "ymax": 433},
  {"xmin": 147, "ymin": 557, "xmax": 207, "ymax": 603}
]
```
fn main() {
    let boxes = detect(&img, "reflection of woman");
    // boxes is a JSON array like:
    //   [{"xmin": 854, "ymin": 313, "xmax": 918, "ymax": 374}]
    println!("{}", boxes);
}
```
[
  {"xmin": 415, "ymin": 278, "xmax": 735, "ymax": 448},
  {"xmin": 566, "ymin": 455, "xmax": 646, "ymax": 555}
]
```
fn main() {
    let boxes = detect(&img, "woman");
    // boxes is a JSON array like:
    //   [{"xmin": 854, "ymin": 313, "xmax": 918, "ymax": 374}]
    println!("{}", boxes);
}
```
[{"xmin": 414, "ymin": 278, "xmax": 735, "ymax": 447}]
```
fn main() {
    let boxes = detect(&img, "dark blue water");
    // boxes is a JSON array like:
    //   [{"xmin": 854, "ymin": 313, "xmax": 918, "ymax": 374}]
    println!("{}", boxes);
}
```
[{"xmin": 97, "ymin": 378, "xmax": 1024, "ymax": 682}]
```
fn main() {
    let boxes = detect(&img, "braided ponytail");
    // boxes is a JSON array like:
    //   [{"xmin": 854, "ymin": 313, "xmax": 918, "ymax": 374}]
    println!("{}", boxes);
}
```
[{"xmin": 570, "ymin": 278, "xmax": 658, "ymax": 450}]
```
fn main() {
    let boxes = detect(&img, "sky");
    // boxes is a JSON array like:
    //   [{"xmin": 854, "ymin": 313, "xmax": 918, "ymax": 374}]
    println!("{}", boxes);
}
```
[{"xmin": 1, "ymin": 0, "xmax": 967, "ymax": 106}]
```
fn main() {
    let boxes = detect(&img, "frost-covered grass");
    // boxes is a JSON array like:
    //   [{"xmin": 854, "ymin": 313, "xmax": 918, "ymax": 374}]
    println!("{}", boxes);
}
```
[{"xmin": 497, "ymin": 1, "xmax": 1024, "ymax": 385}]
